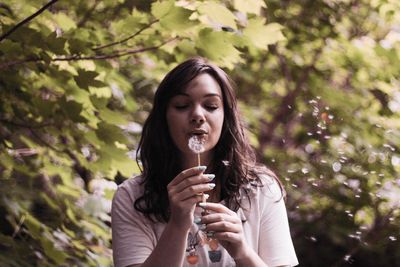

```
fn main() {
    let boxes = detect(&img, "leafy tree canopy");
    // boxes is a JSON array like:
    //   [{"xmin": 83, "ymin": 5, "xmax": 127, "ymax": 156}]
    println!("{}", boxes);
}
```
[{"xmin": 0, "ymin": 0, "xmax": 399, "ymax": 266}]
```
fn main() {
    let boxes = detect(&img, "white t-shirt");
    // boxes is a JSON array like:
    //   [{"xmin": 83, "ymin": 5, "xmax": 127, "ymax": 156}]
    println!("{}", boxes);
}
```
[{"xmin": 111, "ymin": 175, "xmax": 299, "ymax": 267}]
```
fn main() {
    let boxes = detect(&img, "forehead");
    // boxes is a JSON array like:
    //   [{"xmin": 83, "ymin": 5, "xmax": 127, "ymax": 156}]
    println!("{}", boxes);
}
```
[{"xmin": 180, "ymin": 73, "xmax": 222, "ymax": 96}]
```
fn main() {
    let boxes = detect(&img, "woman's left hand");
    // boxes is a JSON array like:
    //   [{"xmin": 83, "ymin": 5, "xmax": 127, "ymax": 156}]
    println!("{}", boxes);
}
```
[{"xmin": 200, "ymin": 202, "xmax": 250, "ymax": 261}]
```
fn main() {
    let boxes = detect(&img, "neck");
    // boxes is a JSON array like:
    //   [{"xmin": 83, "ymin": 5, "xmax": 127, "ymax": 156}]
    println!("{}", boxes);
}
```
[{"xmin": 180, "ymin": 150, "xmax": 213, "ymax": 170}]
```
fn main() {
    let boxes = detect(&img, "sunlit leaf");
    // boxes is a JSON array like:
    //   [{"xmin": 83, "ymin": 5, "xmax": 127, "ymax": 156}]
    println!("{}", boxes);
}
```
[
  {"xmin": 233, "ymin": 0, "xmax": 266, "ymax": 14},
  {"xmin": 243, "ymin": 19, "xmax": 285, "ymax": 49}
]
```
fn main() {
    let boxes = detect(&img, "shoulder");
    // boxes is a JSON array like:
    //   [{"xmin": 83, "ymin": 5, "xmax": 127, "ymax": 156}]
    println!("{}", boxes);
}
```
[
  {"xmin": 257, "ymin": 174, "xmax": 284, "ymax": 202},
  {"xmin": 244, "ymin": 167, "xmax": 285, "ymax": 204},
  {"xmin": 112, "ymin": 175, "xmax": 145, "ymax": 204}
]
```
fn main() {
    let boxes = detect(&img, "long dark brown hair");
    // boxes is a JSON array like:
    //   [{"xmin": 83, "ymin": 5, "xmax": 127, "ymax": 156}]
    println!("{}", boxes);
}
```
[{"xmin": 134, "ymin": 57, "xmax": 282, "ymax": 223}]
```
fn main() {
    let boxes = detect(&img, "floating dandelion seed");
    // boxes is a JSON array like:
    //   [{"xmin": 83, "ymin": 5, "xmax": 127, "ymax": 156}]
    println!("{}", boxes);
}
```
[
  {"xmin": 391, "ymin": 155, "xmax": 400, "ymax": 166},
  {"xmin": 332, "ymin": 162, "xmax": 342, "ymax": 172},
  {"xmin": 222, "ymin": 160, "xmax": 230, "ymax": 166},
  {"xmin": 383, "ymin": 144, "xmax": 395, "ymax": 151}
]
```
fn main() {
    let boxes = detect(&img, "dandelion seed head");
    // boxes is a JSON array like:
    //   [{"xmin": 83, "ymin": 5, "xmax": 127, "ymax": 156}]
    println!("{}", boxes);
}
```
[{"xmin": 188, "ymin": 135, "xmax": 205, "ymax": 153}]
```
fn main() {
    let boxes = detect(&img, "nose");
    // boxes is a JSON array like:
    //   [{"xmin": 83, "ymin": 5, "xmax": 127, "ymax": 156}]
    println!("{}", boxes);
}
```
[{"xmin": 190, "ymin": 105, "xmax": 205, "ymax": 124}]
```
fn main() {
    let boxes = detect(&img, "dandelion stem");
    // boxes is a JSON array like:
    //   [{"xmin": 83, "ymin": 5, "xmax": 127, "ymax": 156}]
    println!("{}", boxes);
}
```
[{"xmin": 197, "ymin": 153, "xmax": 201, "ymax": 166}]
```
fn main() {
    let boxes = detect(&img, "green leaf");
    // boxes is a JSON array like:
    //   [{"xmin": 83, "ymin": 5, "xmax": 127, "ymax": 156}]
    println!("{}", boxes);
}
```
[
  {"xmin": 151, "ymin": 0, "xmax": 195, "ymax": 31},
  {"xmin": 111, "ymin": 9, "xmax": 149, "ymax": 36},
  {"xmin": 196, "ymin": 29, "xmax": 242, "ymax": 69},
  {"xmin": 95, "ymin": 122, "xmax": 128, "ymax": 144},
  {"xmin": 24, "ymin": 213, "xmax": 42, "ymax": 239},
  {"xmin": 60, "ymin": 97, "xmax": 87, "ymax": 122},
  {"xmin": 41, "ymin": 238, "xmax": 67, "ymax": 264},
  {"xmin": 88, "ymin": 86, "xmax": 112, "ymax": 98},
  {"xmin": 151, "ymin": 0, "xmax": 174, "ymax": 19},
  {"xmin": 197, "ymin": 2, "xmax": 237, "ymax": 29},
  {"xmin": 56, "ymin": 185, "xmax": 81, "ymax": 199},
  {"xmin": 243, "ymin": 19, "xmax": 286, "ymax": 49},
  {"xmin": 74, "ymin": 69, "xmax": 100, "ymax": 90},
  {"xmin": 233, "ymin": 0, "xmax": 266, "ymax": 14},
  {"xmin": 45, "ymin": 32, "xmax": 67, "ymax": 54},
  {"xmin": 53, "ymin": 12, "xmax": 77, "ymax": 31},
  {"xmin": 0, "ymin": 39, "xmax": 23, "ymax": 56},
  {"xmin": 98, "ymin": 108, "xmax": 128, "ymax": 125},
  {"xmin": 111, "ymin": 155, "xmax": 138, "ymax": 178}
]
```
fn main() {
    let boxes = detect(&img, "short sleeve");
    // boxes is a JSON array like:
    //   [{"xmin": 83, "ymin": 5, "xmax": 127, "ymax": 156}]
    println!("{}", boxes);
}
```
[
  {"xmin": 258, "ymin": 177, "xmax": 299, "ymax": 266},
  {"xmin": 111, "ymin": 180, "xmax": 156, "ymax": 267}
]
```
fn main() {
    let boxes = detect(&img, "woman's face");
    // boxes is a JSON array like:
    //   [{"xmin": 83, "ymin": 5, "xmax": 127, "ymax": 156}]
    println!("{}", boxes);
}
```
[{"xmin": 166, "ymin": 73, "xmax": 224, "ymax": 164}]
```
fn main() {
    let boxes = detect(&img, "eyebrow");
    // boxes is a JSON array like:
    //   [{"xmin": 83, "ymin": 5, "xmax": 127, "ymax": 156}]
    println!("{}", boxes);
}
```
[{"xmin": 176, "ymin": 93, "xmax": 222, "ymax": 99}]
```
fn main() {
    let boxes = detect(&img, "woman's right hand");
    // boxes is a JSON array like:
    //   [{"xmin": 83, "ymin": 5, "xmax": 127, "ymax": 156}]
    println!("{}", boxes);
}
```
[{"xmin": 167, "ymin": 166, "xmax": 215, "ymax": 230}]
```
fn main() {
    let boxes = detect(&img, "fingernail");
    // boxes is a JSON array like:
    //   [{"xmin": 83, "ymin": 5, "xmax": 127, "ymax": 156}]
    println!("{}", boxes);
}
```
[
  {"xmin": 203, "ymin": 174, "xmax": 215, "ymax": 180},
  {"xmin": 199, "ymin": 224, "xmax": 206, "ymax": 230},
  {"xmin": 194, "ymin": 217, "xmax": 202, "ymax": 224},
  {"xmin": 199, "ymin": 202, "xmax": 206, "ymax": 208},
  {"xmin": 207, "ymin": 231, "xmax": 215, "ymax": 237},
  {"xmin": 208, "ymin": 183, "xmax": 216, "ymax": 189},
  {"xmin": 197, "ymin": 166, "xmax": 207, "ymax": 171}
]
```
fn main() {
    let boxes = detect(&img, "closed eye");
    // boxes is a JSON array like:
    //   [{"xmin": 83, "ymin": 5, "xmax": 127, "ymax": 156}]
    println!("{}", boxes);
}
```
[
  {"xmin": 174, "ymin": 105, "xmax": 189, "ymax": 110},
  {"xmin": 205, "ymin": 105, "xmax": 219, "ymax": 111}
]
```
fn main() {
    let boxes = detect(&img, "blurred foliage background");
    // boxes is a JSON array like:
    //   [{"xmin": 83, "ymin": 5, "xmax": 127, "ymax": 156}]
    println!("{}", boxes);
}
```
[{"xmin": 0, "ymin": 0, "xmax": 399, "ymax": 266}]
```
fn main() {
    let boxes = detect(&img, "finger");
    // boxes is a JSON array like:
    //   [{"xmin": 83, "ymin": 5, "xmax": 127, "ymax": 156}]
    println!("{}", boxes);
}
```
[
  {"xmin": 212, "ymin": 232, "xmax": 242, "ymax": 243},
  {"xmin": 201, "ymin": 213, "xmax": 240, "ymax": 224},
  {"xmin": 168, "ymin": 166, "xmax": 207, "ymax": 187},
  {"xmin": 177, "ymin": 183, "xmax": 216, "ymax": 201},
  {"xmin": 198, "ymin": 202, "xmax": 236, "ymax": 216},
  {"xmin": 173, "ymin": 174, "xmax": 215, "ymax": 194},
  {"xmin": 205, "ymin": 220, "xmax": 241, "ymax": 233},
  {"xmin": 171, "ymin": 194, "xmax": 204, "ymax": 209}
]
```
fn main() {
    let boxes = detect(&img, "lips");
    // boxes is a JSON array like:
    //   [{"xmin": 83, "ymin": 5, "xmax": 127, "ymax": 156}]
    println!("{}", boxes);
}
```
[{"xmin": 190, "ymin": 129, "xmax": 208, "ymax": 136}]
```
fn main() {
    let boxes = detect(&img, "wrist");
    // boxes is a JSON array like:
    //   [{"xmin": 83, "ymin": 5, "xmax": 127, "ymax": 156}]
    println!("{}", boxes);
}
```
[
  {"xmin": 166, "ymin": 220, "xmax": 191, "ymax": 236},
  {"xmin": 232, "ymin": 244, "xmax": 252, "ymax": 262},
  {"xmin": 233, "ymin": 246, "xmax": 267, "ymax": 267}
]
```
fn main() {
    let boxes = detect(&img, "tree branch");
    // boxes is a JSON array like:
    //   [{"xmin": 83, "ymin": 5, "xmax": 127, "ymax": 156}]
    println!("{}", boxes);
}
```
[
  {"xmin": 269, "ymin": 45, "xmax": 292, "ymax": 89},
  {"xmin": 0, "ymin": 118, "xmax": 53, "ymax": 129},
  {"xmin": 258, "ymin": 47, "xmax": 322, "ymax": 152},
  {"xmin": 0, "ymin": 37, "xmax": 178, "ymax": 70},
  {"xmin": 92, "ymin": 19, "xmax": 159, "ymax": 51},
  {"xmin": 28, "ymin": 128, "xmax": 63, "ymax": 153},
  {"xmin": 0, "ymin": 0, "xmax": 59, "ymax": 43}
]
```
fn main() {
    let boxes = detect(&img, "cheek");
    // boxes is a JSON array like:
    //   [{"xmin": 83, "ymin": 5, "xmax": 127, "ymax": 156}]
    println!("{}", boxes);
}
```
[
  {"xmin": 216, "ymin": 111, "xmax": 224, "ymax": 130},
  {"xmin": 211, "ymin": 112, "xmax": 224, "ymax": 140}
]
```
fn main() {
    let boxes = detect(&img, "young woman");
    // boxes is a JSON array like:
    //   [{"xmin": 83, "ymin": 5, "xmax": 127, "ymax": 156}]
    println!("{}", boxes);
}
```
[{"xmin": 111, "ymin": 57, "xmax": 298, "ymax": 267}]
